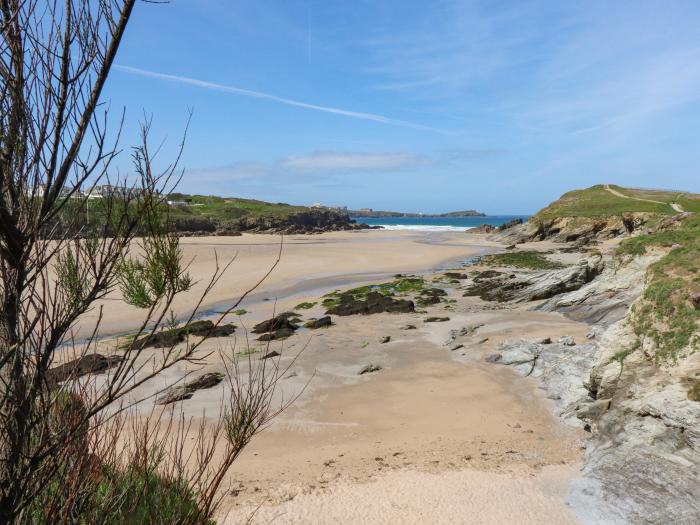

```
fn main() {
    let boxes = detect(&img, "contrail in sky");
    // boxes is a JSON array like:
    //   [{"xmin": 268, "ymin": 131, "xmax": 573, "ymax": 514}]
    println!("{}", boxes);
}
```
[{"xmin": 115, "ymin": 65, "xmax": 447, "ymax": 134}]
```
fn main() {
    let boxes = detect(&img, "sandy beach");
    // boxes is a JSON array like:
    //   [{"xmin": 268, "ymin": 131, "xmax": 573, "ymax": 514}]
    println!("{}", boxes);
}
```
[
  {"xmin": 79, "ymin": 230, "xmax": 499, "ymax": 338},
  {"xmin": 81, "ymin": 229, "xmax": 588, "ymax": 524}
]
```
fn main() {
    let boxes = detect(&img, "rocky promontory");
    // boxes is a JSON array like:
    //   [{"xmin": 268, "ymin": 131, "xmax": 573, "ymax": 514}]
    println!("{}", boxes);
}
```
[
  {"xmin": 472, "ymin": 185, "xmax": 700, "ymax": 523},
  {"xmin": 170, "ymin": 204, "xmax": 370, "ymax": 236}
]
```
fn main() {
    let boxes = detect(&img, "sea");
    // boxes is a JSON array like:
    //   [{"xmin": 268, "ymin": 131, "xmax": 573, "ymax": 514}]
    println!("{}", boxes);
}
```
[{"xmin": 351, "ymin": 215, "xmax": 530, "ymax": 232}]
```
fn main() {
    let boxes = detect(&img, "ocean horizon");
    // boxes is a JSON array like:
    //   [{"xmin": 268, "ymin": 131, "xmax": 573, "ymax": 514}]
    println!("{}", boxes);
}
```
[{"xmin": 351, "ymin": 215, "xmax": 530, "ymax": 232}]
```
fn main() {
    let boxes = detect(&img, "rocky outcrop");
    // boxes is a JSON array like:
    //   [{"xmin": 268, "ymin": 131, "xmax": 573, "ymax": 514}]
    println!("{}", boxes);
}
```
[
  {"xmin": 487, "ymin": 339, "xmax": 596, "ymax": 427},
  {"xmin": 130, "ymin": 320, "xmax": 236, "ymax": 350},
  {"xmin": 537, "ymin": 252, "xmax": 665, "ymax": 325},
  {"xmin": 567, "ymin": 317, "xmax": 700, "ymax": 524},
  {"xmin": 48, "ymin": 354, "xmax": 123, "ymax": 385},
  {"xmin": 464, "ymin": 255, "xmax": 604, "ymax": 303},
  {"xmin": 492, "ymin": 213, "xmax": 654, "ymax": 245},
  {"xmin": 304, "ymin": 316, "xmax": 333, "ymax": 329},
  {"xmin": 466, "ymin": 218, "xmax": 522, "ymax": 235},
  {"xmin": 253, "ymin": 313, "xmax": 301, "ymax": 340},
  {"xmin": 326, "ymin": 291, "xmax": 414, "ymax": 316},
  {"xmin": 488, "ymin": 246, "xmax": 700, "ymax": 523},
  {"xmin": 157, "ymin": 372, "xmax": 224, "ymax": 404},
  {"xmin": 173, "ymin": 209, "xmax": 369, "ymax": 236}
]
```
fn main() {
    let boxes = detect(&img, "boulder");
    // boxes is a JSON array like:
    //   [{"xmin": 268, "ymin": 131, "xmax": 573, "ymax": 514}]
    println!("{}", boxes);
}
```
[
  {"xmin": 558, "ymin": 335, "xmax": 576, "ymax": 346},
  {"xmin": 424, "ymin": 316, "xmax": 450, "ymax": 323},
  {"xmin": 304, "ymin": 316, "xmax": 333, "ymax": 329},
  {"xmin": 358, "ymin": 364, "xmax": 382, "ymax": 375},
  {"xmin": 257, "ymin": 327, "xmax": 296, "ymax": 341},
  {"xmin": 48, "ymin": 354, "xmax": 123, "ymax": 385},
  {"xmin": 691, "ymin": 291, "xmax": 700, "ymax": 309},
  {"xmin": 379, "ymin": 336, "xmax": 391, "ymax": 344},
  {"xmin": 130, "ymin": 320, "xmax": 236, "ymax": 350},
  {"xmin": 252, "ymin": 313, "xmax": 300, "ymax": 334},
  {"xmin": 443, "ymin": 272, "xmax": 468, "ymax": 280},
  {"xmin": 466, "ymin": 224, "xmax": 495, "ymax": 234},
  {"xmin": 157, "ymin": 372, "xmax": 224, "ymax": 404}
]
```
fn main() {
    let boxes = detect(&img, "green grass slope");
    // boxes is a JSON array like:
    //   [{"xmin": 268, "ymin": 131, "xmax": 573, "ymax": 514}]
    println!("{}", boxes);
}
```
[
  {"xmin": 166, "ymin": 194, "xmax": 307, "ymax": 222},
  {"xmin": 534, "ymin": 184, "xmax": 700, "ymax": 220}
]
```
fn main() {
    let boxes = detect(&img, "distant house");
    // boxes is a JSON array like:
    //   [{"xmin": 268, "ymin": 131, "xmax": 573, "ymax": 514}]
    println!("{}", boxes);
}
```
[
  {"xmin": 360, "ymin": 207, "xmax": 373, "ymax": 213},
  {"xmin": 310, "ymin": 203, "xmax": 324, "ymax": 208},
  {"xmin": 85, "ymin": 184, "xmax": 141, "ymax": 199},
  {"xmin": 167, "ymin": 200, "xmax": 189, "ymax": 206}
]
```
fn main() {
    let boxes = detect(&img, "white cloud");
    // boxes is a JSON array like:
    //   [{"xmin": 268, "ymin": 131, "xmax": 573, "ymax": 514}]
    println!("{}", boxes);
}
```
[
  {"xmin": 280, "ymin": 151, "xmax": 430, "ymax": 171},
  {"xmin": 114, "ymin": 65, "xmax": 447, "ymax": 134}
]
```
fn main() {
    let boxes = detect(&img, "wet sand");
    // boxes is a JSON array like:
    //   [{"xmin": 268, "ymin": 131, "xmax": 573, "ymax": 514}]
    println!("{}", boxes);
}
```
[{"xmin": 80, "ymin": 229, "xmax": 587, "ymax": 524}]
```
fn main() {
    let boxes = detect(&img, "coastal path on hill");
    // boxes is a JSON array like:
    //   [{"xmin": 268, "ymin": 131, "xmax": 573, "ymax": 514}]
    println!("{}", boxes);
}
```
[{"xmin": 604, "ymin": 184, "xmax": 684, "ymax": 213}]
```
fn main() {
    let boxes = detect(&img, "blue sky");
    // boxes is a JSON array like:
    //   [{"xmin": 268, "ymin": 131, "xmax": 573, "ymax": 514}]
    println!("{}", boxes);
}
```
[{"xmin": 104, "ymin": 0, "xmax": 700, "ymax": 214}]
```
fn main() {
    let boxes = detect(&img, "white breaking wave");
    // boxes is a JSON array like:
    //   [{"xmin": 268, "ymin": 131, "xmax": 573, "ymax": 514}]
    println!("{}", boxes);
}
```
[{"xmin": 374, "ymin": 224, "xmax": 473, "ymax": 232}]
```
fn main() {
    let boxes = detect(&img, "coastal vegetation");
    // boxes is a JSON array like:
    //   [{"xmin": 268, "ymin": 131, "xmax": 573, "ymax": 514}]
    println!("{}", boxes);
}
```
[
  {"xmin": 0, "ymin": 2, "xmax": 287, "ymax": 524},
  {"xmin": 294, "ymin": 301, "xmax": 317, "ymax": 310},
  {"xmin": 321, "ymin": 277, "xmax": 427, "ymax": 310},
  {"xmin": 479, "ymin": 251, "xmax": 565, "ymax": 270},
  {"xmin": 617, "ymin": 214, "xmax": 700, "ymax": 361},
  {"xmin": 165, "ymin": 193, "xmax": 307, "ymax": 221}
]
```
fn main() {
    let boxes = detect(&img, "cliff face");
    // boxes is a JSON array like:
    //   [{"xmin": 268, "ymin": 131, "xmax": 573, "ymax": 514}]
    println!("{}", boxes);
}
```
[
  {"xmin": 481, "ymin": 210, "xmax": 700, "ymax": 522},
  {"xmin": 493, "ymin": 213, "xmax": 655, "ymax": 245}
]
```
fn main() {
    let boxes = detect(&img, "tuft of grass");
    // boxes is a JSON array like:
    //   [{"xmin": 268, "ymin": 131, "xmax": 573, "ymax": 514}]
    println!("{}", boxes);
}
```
[
  {"xmin": 480, "ymin": 251, "xmax": 564, "ymax": 270},
  {"xmin": 236, "ymin": 347, "xmax": 258, "ymax": 357},
  {"xmin": 294, "ymin": 301, "xmax": 317, "ymax": 310},
  {"xmin": 233, "ymin": 308, "xmax": 248, "ymax": 316}
]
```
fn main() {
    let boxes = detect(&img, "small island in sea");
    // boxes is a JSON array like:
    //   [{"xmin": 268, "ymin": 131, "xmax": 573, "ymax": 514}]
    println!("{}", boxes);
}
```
[{"xmin": 348, "ymin": 208, "xmax": 486, "ymax": 218}]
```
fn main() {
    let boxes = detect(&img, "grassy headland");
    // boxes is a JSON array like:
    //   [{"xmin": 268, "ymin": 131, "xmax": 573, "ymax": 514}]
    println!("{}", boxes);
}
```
[
  {"xmin": 533, "ymin": 184, "xmax": 700, "ymax": 221},
  {"xmin": 165, "ymin": 193, "xmax": 307, "ymax": 221}
]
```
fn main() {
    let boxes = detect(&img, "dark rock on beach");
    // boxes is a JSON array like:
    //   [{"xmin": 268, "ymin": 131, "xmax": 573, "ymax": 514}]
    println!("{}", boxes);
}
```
[
  {"xmin": 358, "ymin": 364, "xmax": 382, "ymax": 375},
  {"xmin": 130, "ymin": 320, "xmax": 236, "ymax": 350},
  {"xmin": 258, "ymin": 327, "xmax": 296, "ymax": 341},
  {"xmin": 252, "ymin": 313, "xmax": 301, "ymax": 334},
  {"xmin": 157, "ymin": 372, "xmax": 224, "ymax": 405},
  {"xmin": 48, "ymin": 354, "xmax": 123, "ymax": 385},
  {"xmin": 304, "ymin": 316, "xmax": 333, "ymax": 329},
  {"xmin": 326, "ymin": 291, "xmax": 414, "ymax": 316}
]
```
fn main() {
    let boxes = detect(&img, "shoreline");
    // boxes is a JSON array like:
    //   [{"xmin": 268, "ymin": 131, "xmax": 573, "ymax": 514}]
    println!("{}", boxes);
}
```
[{"xmin": 80, "ymin": 230, "xmax": 500, "ymax": 338}]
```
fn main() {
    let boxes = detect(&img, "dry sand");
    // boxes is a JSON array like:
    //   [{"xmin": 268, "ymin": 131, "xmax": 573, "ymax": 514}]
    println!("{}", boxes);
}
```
[
  {"xmin": 81, "ymin": 230, "xmax": 588, "ymax": 524},
  {"xmin": 79, "ymin": 230, "xmax": 498, "ymax": 338}
]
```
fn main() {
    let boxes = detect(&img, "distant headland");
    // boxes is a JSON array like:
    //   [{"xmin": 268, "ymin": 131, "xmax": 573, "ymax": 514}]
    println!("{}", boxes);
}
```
[{"xmin": 348, "ymin": 208, "xmax": 486, "ymax": 218}]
